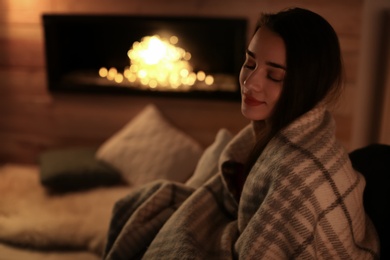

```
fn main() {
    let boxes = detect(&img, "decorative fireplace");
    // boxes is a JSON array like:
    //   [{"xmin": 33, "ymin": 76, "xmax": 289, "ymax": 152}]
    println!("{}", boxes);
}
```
[{"xmin": 42, "ymin": 14, "xmax": 247, "ymax": 100}]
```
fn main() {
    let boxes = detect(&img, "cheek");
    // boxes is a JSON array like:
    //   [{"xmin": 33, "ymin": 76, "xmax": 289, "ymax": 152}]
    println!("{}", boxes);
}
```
[{"xmin": 271, "ymin": 86, "xmax": 283, "ymax": 104}]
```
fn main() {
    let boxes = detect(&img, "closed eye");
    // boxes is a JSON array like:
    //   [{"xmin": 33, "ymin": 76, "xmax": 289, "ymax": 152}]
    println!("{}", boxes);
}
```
[
  {"xmin": 243, "ymin": 50, "xmax": 256, "ymax": 70},
  {"xmin": 267, "ymin": 75, "xmax": 284, "ymax": 82},
  {"xmin": 244, "ymin": 64, "xmax": 256, "ymax": 70},
  {"xmin": 267, "ymin": 69, "xmax": 285, "ymax": 83}
]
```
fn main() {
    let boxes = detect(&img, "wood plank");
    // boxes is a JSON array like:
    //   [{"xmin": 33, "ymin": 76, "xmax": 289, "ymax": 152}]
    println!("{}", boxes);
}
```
[
  {"xmin": 46, "ymin": 0, "xmax": 363, "ymax": 35},
  {"xmin": 0, "ymin": 25, "xmax": 45, "ymax": 67},
  {"xmin": 333, "ymin": 83, "xmax": 357, "ymax": 117},
  {"xmin": 380, "ymin": 13, "xmax": 390, "ymax": 144},
  {"xmin": 334, "ymin": 114, "xmax": 353, "ymax": 151},
  {"xmin": 50, "ymin": 0, "xmax": 138, "ymax": 14},
  {"xmin": 0, "ymin": 68, "xmax": 48, "ymax": 97},
  {"xmin": 343, "ymin": 52, "xmax": 360, "ymax": 83},
  {"xmin": 0, "ymin": 0, "xmax": 52, "ymax": 25}
]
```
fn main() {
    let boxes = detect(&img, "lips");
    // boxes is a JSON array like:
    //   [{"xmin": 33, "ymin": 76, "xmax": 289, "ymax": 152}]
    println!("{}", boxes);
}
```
[{"xmin": 243, "ymin": 95, "xmax": 264, "ymax": 106}]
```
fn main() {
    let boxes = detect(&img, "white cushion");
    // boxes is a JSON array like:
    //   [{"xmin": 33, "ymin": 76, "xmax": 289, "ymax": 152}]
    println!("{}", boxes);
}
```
[
  {"xmin": 186, "ymin": 128, "xmax": 233, "ymax": 188},
  {"xmin": 96, "ymin": 104, "xmax": 203, "ymax": 186}
]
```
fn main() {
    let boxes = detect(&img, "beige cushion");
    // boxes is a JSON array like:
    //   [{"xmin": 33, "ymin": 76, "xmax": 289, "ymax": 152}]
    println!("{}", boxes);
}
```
[
  {"xmin": 96, "ymin": 104, "xmax": 203, "ymax": 186},
  {"xmin": 186, "ymin": 128, "xmax": 233, "ymax": 188}
]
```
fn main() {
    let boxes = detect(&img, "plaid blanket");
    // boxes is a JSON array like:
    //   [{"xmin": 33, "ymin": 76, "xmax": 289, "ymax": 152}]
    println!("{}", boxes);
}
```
[{"xmin": 103, "ymin": 104, "xmax": 380, "ymax": 259}]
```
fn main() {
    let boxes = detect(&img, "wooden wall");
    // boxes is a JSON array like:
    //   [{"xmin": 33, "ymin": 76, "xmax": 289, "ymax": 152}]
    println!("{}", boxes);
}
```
[
  {"xmin": 0, "ymin": 0, "xmax": 363, "ymax": 164},
  {"xmin": 351, "ymin": 0, "xmax": 390, "ymax": 149}
]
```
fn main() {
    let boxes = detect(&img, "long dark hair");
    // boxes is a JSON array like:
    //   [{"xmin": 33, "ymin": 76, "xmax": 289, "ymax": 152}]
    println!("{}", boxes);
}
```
[{"xmin": 244, "ymin": 7, "xmax": 344, "ymax": 173}]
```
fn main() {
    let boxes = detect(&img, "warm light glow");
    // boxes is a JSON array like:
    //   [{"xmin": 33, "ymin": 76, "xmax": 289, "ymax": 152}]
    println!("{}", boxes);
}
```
[
  {"xmin": 169, "ymin": 36, "xmax": 179, "ymax": 45},
  {"xmin": 114, "ymin": 73, "xmax": 124, "ymax": 83},
  {"xmin": 108, "ymin": 67, "xmax": 117, "ymax": 78},
  {"xmin": 99, "ymin": 34, "xmax": 215, "ymax": 91},
  {"xmin": 99, "ymin": 67, "xmax": 108, "ymax": 77},
  {"xmin": 128, "ymin": 74, "xmax": 137, "ymax": 82},
  {"xmin": 184, "ymin": 52, "xmax": 191, "ymax": 60},
  {"xmin": 197, "ymin": 71, "xmax": 206, "ymax": 81},
  {"xmin": 107, "ymin": 67, "xmax": 117, "ymax": 81},
  {"xmin": 205, "ymin": 75, "xmax": 214, "ymax": 85}
]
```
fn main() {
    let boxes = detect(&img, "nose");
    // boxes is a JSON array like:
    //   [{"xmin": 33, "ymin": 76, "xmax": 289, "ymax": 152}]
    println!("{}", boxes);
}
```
[{"xmin": 243, "ymin": 68, "xmax": 265, "ymax": 93}]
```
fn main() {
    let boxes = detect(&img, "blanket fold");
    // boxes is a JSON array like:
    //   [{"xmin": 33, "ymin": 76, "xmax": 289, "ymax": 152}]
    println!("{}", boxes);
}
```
[
  {"xmin": 104, "ymin": 181, "xmax": 194, "ymax": 259},
  {"xmin": 103, "ymin": 104, "xmax": 380, "ymax": 260}
]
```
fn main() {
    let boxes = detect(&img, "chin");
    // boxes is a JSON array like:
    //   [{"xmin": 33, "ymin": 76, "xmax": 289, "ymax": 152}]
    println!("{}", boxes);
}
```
[{"xmin": 241, "ymin": 106, "xmax": 268, "ymax": 121}]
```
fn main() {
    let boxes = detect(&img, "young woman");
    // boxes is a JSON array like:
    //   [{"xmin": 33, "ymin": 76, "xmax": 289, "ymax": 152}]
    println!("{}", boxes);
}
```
[{"xmin": 103, "ymin": 8, "xmax": 380, "ymax": 259}]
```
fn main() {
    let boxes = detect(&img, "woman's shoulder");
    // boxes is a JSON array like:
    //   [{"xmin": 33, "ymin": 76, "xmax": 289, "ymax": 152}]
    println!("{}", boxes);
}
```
[{"xmin": 248, "ymin": 104, "xmax": 351, "ymax": 185}]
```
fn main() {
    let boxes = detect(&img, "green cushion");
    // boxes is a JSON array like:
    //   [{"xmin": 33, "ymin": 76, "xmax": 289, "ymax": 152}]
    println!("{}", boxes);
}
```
[{"xmin": 39, "ymin": 147, "xmax": 123, "ymax": 191}]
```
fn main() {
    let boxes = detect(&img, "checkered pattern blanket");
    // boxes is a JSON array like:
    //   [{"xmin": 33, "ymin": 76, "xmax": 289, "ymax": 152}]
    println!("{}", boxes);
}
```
[{"xmin": 103, "ymin": 104, "xmax": 380, "ymax": 259}]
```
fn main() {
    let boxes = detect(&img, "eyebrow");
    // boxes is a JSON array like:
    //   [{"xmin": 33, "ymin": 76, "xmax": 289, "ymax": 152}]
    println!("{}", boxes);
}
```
[{"xmin": 246, "ymin": 49, "xmax": 286, "ymax": 70}]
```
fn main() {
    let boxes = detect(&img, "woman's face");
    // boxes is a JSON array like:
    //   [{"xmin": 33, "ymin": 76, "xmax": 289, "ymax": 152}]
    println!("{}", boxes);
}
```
[{"xmin": 240, "ymin": 26, "xmax": 286, "ymax": 121}]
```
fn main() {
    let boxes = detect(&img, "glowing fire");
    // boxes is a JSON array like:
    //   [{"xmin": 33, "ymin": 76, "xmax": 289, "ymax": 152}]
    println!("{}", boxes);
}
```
[{"xmin": 99, "ymin": 35, "xmax": 214, "ymax": 90}]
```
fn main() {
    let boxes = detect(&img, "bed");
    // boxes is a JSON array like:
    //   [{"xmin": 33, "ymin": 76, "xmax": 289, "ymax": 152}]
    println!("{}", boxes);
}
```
[
  {"xmin": 0, "ymin": 101, "xmax": 248, "ymax": 259},
  {"xmin": 1, "ymin": 99, "xmax": 388, "ymax": 259}
]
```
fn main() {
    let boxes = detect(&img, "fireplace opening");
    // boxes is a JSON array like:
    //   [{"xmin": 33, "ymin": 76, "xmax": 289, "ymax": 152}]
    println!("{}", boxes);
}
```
[{"xmin": 42, "ymin": 14, "xmax": 247, "ymax": 101}]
